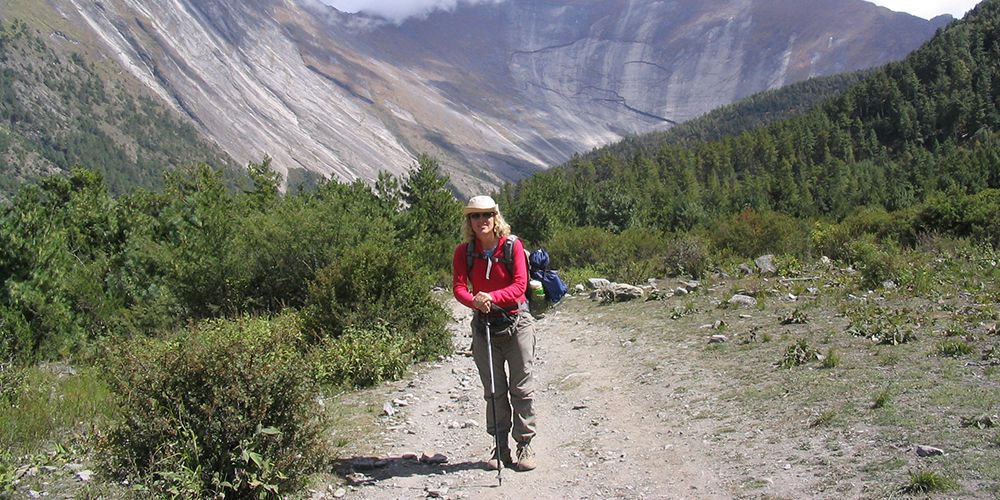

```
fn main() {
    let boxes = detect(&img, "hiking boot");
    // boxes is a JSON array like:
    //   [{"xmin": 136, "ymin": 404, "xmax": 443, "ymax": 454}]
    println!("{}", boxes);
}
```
[
  {"xmin": 486, "ymin": 447, "xmax": 513, "ymax": 471},
  {"xmin": 515, "ymin": 441, "xmax": 536, "ymax": 471}
]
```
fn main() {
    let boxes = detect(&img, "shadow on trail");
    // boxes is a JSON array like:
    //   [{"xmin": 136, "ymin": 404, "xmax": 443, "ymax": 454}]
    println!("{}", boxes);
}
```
[{"xmin": 333, "ymin": 455, "xmax": 494, "ymax": 484}]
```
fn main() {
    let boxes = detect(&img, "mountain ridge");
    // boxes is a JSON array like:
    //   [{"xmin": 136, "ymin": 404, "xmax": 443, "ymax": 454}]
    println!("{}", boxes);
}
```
[{"xmin": 3, "ymin": 0, "xmax": 951, "ymax": 194}]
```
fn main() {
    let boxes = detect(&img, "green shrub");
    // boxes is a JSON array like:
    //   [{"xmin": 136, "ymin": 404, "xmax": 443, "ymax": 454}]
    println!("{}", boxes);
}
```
[
  {"xmin": 844, "ymin": 236, "xmax": 903, "ymax": 290},
  {"xmin": 662, "ymin": 233, "xmax": 712, "ymax": 278},
  {"xmin": 780, "ymin": 339, "xmax": 818, "ymax": 369},
  {"xmin": 546, "ymin": 226, "xmax": 618, "ymax": 271},
  {"xmin": 900, "ymin": 470, "xmax": 956, "ymax": 494},
  {"xmin": 936, "ymin": 339, "xmax": 973, "ymax": 358},
  {"xmin": 872, "ymin": 388, "xmax": 893, "ymax": 409},
  {"xmin": 310, "ymin": 322, "xmax": 411, "ymax": 388},
  {"xmin": 821, "ymin": 348, "xmax": 840, "ymax": 369},
  {"xmin": 100, "ymin": 313, "xmax": 324, "ymax": 498},
  {"xmin": 710, "ymin": 208, "xmax": 811, "ymax": 259},
  {"xmin": 302, "ymin": 241, "xmax": 449, "ymax": 361},
  {"xmin": 847, "ymin": 305, "xmax": 916, "ymax": 345}
]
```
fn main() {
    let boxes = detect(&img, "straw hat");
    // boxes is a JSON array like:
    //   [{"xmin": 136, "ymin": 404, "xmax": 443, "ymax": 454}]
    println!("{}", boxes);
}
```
[{"xmin": 463, "ymin": 195, "xmax": 498, "ymax": 215}]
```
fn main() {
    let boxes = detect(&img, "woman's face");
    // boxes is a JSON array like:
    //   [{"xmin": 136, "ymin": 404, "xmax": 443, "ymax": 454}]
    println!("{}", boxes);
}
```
[{"xmin": 468, "ymin": 211, "xmax": 496, "ymax": 239}]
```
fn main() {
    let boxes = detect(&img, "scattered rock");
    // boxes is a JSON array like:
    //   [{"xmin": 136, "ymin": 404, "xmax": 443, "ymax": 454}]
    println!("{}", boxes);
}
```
[
  {"xmin": 426, "ymin": 485, "xmax": 449, "ymax": 498},
  {"xmin": 462, "ymin": 419, "xmax": 479, "ymax": 428},
  {"xmin": 915, "ymin": 445, "xmax": 945, "ymax": 457},
  {"xmin": 883, "ymin": 280, "xmax": 897, "ymax": 290},
  {"xmin": 419, "ymin": 452, "xmax": 448, "ymax": 464},
  {"xmin": 401, "ymin": 452, "xmax": 420, "ymax": 460},
  {"xmin": 383, "ymin": 402, "xmax": 396, "ymax": 416},
  {"xmin": 713, "ymin": 319, "xmax": 726, "ymax": 330},
  {"xmin": 76, "ymin": 469, "xmax": 94, "ymax": 482},
  {"xmin": 674, "ymin": 287, "xmax": 689, "ymax": 296},
  {"xmin": 606, "ymin": 283, "xmax": 644, "ymax": 302},
  {"xmin": 587, "ymin": 278, "xmax": 611, "ymax": 290},
  {"xmin": 333, "ymin": 487, "xmax": 347, "ymax": 498},
  {"xmin": 820, "ymin": 256, "xmax": 832, "ymax": 265},
  {"xmin": 738, "ymin": 263, "xmax": 754, "ymax": 276},
  {"xmin": 708, "ymin": 335, "xmax": 727, "ymax": 344},
  {"xmin": 575, "ymin": 284, "xmax": 586, "ymax": 293},
  {"xmin": 755, "ymin": 255, "xmax": 777, "ymax": 275},
  {"xmin": 728, "ymin": 294, "xmax": 757, "ymax": 307},
  {"xmin": 393, "ymin": 398, "xmax": 410, "ymax": 407},
  {"xmin": 572, "ymin": 404, "xmax": 588, "ymax": 410}
]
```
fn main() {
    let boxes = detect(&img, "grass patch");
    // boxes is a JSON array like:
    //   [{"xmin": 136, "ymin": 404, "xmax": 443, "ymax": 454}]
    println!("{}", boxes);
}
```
[
  {"xmin": 821, "ymin": 348, "xmax": 840, "ymax": 368},
  {"xmin": 899, "ymin": 470, "xmax": 956, "ymax": 494},
  {"xmin": 810, "ymin": 409, "xmax": 837, "ymax": 428},
  {"xmin": 936, "ymin": 339, "xmax": 973, "ymax": 357},
  {"xmin": 0, "ymin": 365, "xmax": 115, "ymax": 456},
  {"xmin": 872, "ymin": 388, "xmax": 893, "ymax": 409}
]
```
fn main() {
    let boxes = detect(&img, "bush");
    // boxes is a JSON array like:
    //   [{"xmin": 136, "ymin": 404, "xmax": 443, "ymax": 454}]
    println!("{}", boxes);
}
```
[
  {"xmin": 662, "ymin": 233, "xmax": 711, "ymax": 278},
  {"xmin": 545, "ymin": 226, "xmax": 617, "ymax": 271},
  {"xmin": 310, "ymin": 322, "xmax": 411, "ymax": 388},
  {"xmin": 710, "ymin": 208, "xmax": 810, "ymax": 260},
  {"xmin": 844, "ymin": 236, "xmax": 903, "ymax": 290},
  {"xmin": 100, "ymin": 313, "xmax": 324, "ymax": 498},
  {"xmin": 302, "ymin": 241, "xmax": 449, "ymax": 361}
]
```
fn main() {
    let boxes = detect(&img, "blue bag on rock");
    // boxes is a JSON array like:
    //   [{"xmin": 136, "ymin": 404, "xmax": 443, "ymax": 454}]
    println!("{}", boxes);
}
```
[{"xmin": 528, "ymin": 249, "xmax": 568, "ymax": 304}]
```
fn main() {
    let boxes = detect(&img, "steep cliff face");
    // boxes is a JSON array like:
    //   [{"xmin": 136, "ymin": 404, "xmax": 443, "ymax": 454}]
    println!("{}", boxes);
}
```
[{"xmin": 56, "ymin": 0, "xmax": 949, "ymax": 193}]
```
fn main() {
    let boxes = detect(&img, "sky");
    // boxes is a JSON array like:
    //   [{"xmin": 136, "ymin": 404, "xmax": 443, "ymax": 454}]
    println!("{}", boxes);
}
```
[{"xmin": 322, "ymin": 0, "xmax": 983, "ymax": 24}]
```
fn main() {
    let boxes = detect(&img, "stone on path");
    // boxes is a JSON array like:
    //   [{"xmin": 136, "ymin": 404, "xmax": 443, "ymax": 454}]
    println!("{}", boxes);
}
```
[
  {"xmin": 729, "ymin": 294, "xmax": 757, "ymax": 307},
  {"xmin": 419, "ymin": 452, "xmax": 448, "ymax": 464},
  {"xmin": 915, "ymin": 445, "xmax": 945, "ymax": 457}
]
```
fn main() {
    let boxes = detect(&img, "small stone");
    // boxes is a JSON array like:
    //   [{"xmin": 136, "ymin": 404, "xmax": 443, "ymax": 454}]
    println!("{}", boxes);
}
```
[
  {"xmin": 916, "ymin": 445, "xmax": 945, "ymax": 457},
  {"xmin": 393, "ymin": 398, "xmax": 410, "ymax": 407},
  {"xmin": 76, "ymin": 469, "xmax": 94, "ymax": 482},
  {"xmin": 426, "ymin": 485, "xmax": 449, "ymax": 498},
  {"xmin": 674, "ymin": 287, "xmax": 689, "ymax": 295},
  {"xmin": 447, "ymin": 420, "xmax": 462, "ymax": 429},
  {"xmin": 333, "ymin": 487, "xmax": 347, "ymax": 498},
  {"xmin": 383, "ymin": 402, "xmax": 396, "ymax": 416},
  {"xmin": 402, "ymin": 452, "xmax": 420, "ymax": 460},
  {"xmin": 708, "ymin": 335, "xmax": 727, "ymax": 344},
  {"xmin": 572, "ymin": 404, "xmax": 588, "ymax": 410},
  {"xmin": 419, "ymin": 452, "xmax": 448, "ymax": 464},
  {"xmin": 461, "ymin": 419, "xmax": 479, "ymax": 428},
  {"xmin": 28, "ymin": 491, "xmax": 41, "ymax": 499},
  {"xmin": 787, "ymin": 293, "xmax": 797, "ymax": 301},
  {"xmin": 575, "ymin": 283, "xmax": 585, "ymax": 293},
  {"xmin": 729, "ymin": 294, "xmax": 757, "ymax": 307}
]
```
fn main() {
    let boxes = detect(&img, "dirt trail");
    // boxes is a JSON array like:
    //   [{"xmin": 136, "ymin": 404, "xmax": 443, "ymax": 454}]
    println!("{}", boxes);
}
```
[{"xmin": 328, "ymin": 295, "xmax": 735, "ymax": 499}]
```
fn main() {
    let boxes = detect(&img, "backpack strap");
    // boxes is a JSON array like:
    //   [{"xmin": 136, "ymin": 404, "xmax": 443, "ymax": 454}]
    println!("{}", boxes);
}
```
[
  {"xmin": 466, "ymin": 235, "xmax": 521, "ymax": 276},
  {"xmin": 465, "ymin": 241, "xmax": 476, "ymax": 275}
]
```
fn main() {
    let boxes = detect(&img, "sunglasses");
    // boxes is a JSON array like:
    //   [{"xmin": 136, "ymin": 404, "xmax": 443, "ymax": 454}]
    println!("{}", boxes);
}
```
[{"xmin": 467, "ymin": 212, "xmax": 495, "ymax": 220}]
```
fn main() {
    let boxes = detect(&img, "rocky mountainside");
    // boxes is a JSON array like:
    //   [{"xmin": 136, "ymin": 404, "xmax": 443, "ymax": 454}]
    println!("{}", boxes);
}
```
[{"xmin": 33, "ymin": 0, "xmax": 950, "ymax": 193}]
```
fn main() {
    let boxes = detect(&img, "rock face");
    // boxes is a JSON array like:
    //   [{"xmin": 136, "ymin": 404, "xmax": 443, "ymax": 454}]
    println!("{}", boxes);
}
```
[{"xmin": 57, "ymin": 0, "xmax": 948, "ymax": 192}]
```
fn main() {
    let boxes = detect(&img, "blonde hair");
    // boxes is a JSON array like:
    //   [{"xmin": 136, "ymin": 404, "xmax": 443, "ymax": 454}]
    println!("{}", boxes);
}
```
[{"xmin": 462, "ymin": 210, "xmax": 511, "ymax": 243}]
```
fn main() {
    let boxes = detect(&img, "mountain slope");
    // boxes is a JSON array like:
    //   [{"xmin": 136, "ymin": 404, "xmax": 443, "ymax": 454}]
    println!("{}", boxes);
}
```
[
  {"xmin": 8, "ymin": 0, "xmax": 950, "ymax": 194},
  {"xmin": 499, "ymin": 0, "xmax": 1000, "ymax": 241},
  {"xmin": 0, "ymin": 16, "xmax": 235, "ymax": 199}
]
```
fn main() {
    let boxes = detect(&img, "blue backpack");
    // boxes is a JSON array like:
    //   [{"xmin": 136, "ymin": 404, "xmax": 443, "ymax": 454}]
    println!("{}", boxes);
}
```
[{"xmin": 528, "ymin": 248, "xmax": 568, "ymax": 304}]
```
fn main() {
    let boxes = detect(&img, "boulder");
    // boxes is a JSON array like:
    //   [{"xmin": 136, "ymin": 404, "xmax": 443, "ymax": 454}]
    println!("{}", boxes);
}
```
[{"xmin": 755, "ymin": 254, "xmax": 777, "ymax": 275}]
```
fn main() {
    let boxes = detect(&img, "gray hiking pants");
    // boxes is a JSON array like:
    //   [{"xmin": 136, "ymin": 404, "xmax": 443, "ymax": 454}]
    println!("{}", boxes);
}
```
[{"xmin": 471, "ymin": 310, "xmax": 536, "ymax": 445}]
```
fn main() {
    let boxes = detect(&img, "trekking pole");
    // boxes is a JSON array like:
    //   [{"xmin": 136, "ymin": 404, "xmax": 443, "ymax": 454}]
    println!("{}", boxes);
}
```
[{"xmin": 483, "ymin": 309, "xmax": 503, "ymax": 486}]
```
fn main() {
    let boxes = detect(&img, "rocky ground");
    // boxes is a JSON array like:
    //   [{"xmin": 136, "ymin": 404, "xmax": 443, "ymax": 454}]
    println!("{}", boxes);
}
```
[{"xmin": 314, "ymin": 261, "xmax": 1000, "ymax": 500}]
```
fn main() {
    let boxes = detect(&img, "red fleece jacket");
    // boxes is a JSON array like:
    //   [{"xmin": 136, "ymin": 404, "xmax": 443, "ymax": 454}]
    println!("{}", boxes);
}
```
[{"xmin": 452, "ymin": 236, "xmax": 528, "ymax": 312}]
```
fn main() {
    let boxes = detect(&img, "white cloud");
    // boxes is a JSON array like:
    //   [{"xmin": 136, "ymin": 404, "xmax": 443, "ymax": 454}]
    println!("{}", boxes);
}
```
[
  {"xmin": 867, "ymin": 0, "xmax": 982, "ymax": 20},
  {"xmin": 321, "ymin": 0, "xmax": 505, "ymax": 24}
]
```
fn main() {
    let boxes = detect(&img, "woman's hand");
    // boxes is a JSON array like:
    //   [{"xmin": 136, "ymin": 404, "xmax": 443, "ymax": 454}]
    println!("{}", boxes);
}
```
[{"xmin": 473, "ymin": 291, "xmax": 493, "ymax": 313}]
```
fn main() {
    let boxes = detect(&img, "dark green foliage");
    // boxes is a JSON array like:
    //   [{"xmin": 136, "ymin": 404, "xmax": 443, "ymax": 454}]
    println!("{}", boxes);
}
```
[
  {"xmin": 396, "ymin": 154, "xmax": 462, "ymax": 280},
  {"xmin": 302, "ymin": 240, "xmax": 450, "ymax": 361},
  {"xmin": 101, "ymin": 314, "xmax": 323, "ymax": 498},
  {"xmin": 310, "ymin": 322, "xmax": 411, "ymax": 388}
]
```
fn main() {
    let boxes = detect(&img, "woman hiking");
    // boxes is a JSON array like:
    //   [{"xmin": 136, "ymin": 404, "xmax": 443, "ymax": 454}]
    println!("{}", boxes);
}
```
[{"xmin": 452, "ymin": 195, "xmax": 537, "ymax": 472}]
